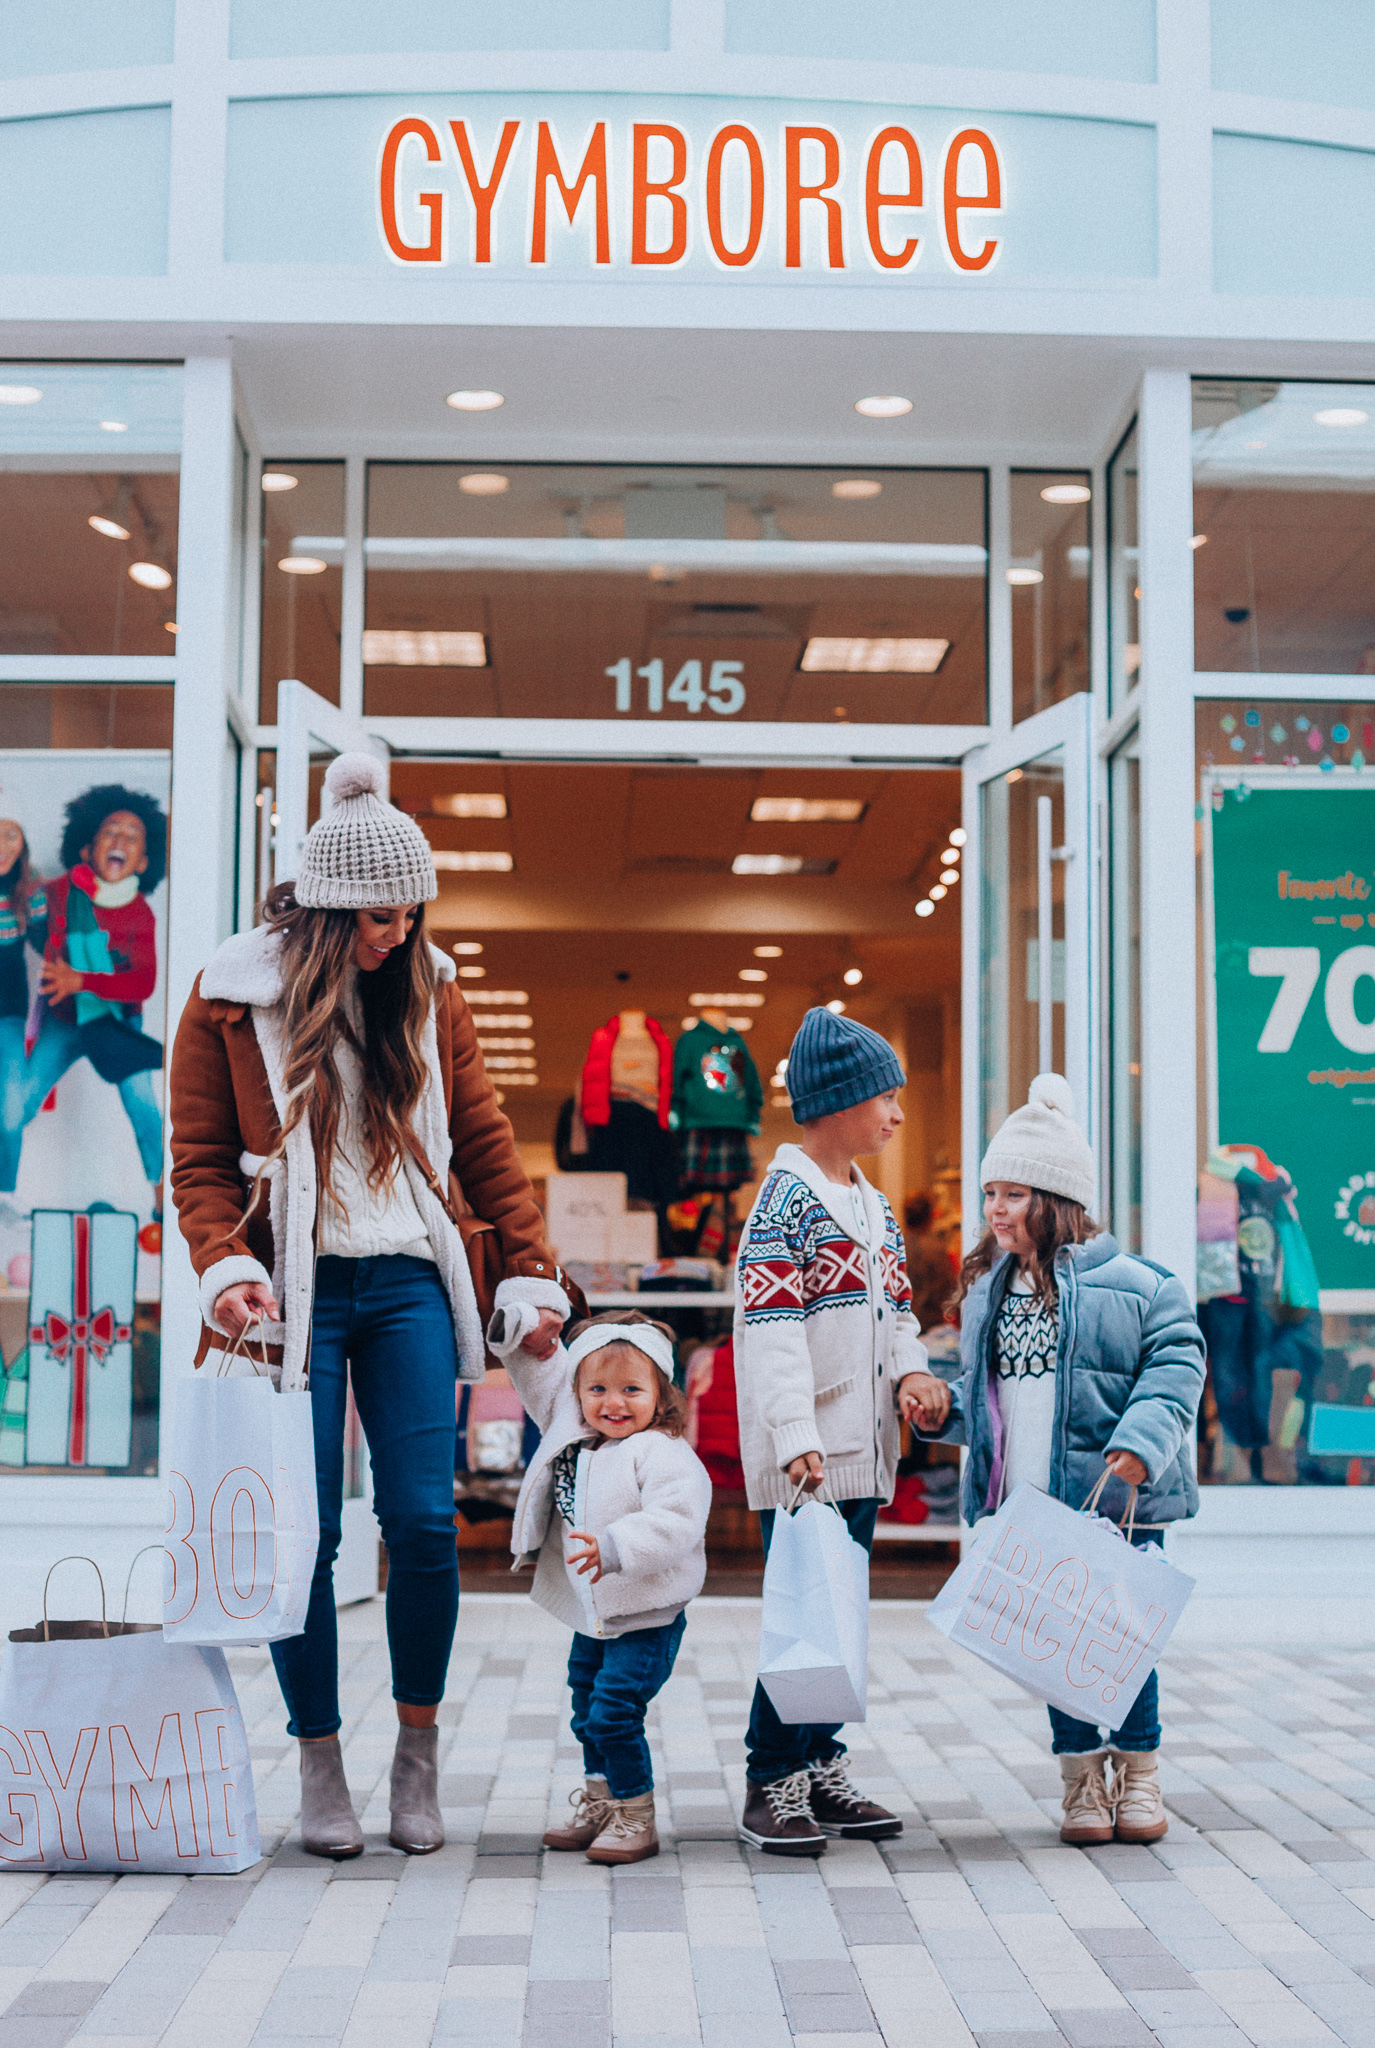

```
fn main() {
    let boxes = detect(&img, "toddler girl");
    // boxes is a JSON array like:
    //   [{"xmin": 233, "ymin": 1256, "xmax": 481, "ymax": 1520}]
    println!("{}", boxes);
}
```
[{"xmin": 489, "ymin": 1306, "xmax": 712, "ymax": 1865}]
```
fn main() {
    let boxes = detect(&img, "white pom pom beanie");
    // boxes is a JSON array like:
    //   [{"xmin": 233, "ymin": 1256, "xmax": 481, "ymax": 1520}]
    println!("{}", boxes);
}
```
[
  {"xmin": 295, "ymin": 752, "xmax": 438, "ymax": 909},
  {"xmin": 979, "ymin": 1073, "xmax": 1096, "ymax": 1210}
]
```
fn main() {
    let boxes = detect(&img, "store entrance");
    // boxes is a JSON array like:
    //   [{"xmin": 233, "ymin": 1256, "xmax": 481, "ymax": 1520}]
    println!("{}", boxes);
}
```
[{"xmin": 390, "ymin": 756, "xmax": 966, "ymax": 1593}]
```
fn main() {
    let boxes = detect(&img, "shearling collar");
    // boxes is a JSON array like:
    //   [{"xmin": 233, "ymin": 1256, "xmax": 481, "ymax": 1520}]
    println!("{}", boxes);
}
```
[
  {"xmin": 769, "ymin": 1142, "xmax": 885, "ymax": 1248},
  {"xmin": 199, "ymin": 920, "xmax": 455, "ymax": 1006}
]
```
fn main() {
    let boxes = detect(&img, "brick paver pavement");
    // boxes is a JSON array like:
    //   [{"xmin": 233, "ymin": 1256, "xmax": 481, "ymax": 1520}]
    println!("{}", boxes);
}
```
[{"xmin": 2, "ymin": 1594, "xmax": 1374, "ymax": 2048}]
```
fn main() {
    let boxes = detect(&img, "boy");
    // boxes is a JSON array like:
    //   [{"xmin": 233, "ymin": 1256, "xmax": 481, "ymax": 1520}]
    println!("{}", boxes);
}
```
[{"xmin": 733, "ymin": 1006, "xmax": 942, "ymax": 1856}]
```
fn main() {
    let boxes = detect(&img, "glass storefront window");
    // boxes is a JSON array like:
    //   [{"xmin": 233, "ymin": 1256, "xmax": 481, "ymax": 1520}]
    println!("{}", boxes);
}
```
[
  {"xmin": 1010, "ymin": 470, "xmax": 1090, "ymax": 723},
  {"xmin": 980, "ymin": 749, "xmax": 1065, "ymax": 1158},
  {"xmin": 0, "ymin": 363, "xmax": 180, "ymax": 656},
  {"xmin": 363, "ymin": 463, "xmax": 988, "ymax": 725},
  {"xmin": 1107, "ymin": 421, "xmax": 1139, "ymax": 707},
  {"xmin": 1107, "ymin": 734, "xmax": 1141, "ymax": 1251},
  {"xmin": 259, "ymin": 460, "xmax": 344, "ymax": 722},
  {"xmin": 1193, "ymin": 379, "xmax": 1375, "ymax": 674},
  {"xmin": 1196, "ymin": 695, "xmax": 1375, "ymax": 1486}
]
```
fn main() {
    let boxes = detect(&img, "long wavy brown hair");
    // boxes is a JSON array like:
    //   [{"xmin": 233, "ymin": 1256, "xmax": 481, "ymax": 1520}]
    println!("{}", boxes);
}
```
[
  {"xmin": 255, "ymin": 880, "xmax": 436, "ymax": 1214},
  {"xmin": 954, "ymin": 1189, "xmax": 1098, "ymax": 1312}
]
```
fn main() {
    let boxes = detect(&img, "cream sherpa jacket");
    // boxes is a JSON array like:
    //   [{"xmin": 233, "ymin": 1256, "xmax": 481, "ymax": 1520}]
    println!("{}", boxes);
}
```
[
  {"xmin": 503, "ymin": 1342, "xmax": 712, "ymax": 1638},
  {"xmin": 733, "ymin": 1144, "xmax": 928, "ymax": 1510}
]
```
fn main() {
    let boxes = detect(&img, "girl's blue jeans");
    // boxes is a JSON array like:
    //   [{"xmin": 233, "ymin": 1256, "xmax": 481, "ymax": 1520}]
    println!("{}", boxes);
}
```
[
  {"xmin": 568, "ymin": 1611, "xmax": 687, "ymax": 1799},
  {"xmin": 270, "ymin": 1254, "xmax": 460, "ymax": 1740},
  {"xmin": 1047, "ymin": 1532, "xmax": 1164, "ymax": 1755}
]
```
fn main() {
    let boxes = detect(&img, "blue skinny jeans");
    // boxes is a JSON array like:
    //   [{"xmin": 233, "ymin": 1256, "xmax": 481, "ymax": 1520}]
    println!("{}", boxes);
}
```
[
  {"xmin": 745, "ymin": 1496, "xmax": 879, "ymax": 1785},
  {"xmin": 1047, "ymin": 1532, "xmax": 1164, "ymax": 1755},
  {"xmin": 0, "ymin": 1013, "xmax": 162, "ymax": 1190},
  {"xmin": 271, "ymin": 1254, "xmax": 459, "ymax": 1740},
  {"xmin": 568, "ymin": 1612, "xmax": 687, "ymax": 1799}
]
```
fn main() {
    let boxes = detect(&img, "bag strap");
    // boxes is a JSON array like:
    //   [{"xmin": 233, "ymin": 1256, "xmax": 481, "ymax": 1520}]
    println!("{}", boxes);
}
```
[
  {"xmin": 121, "ymin": 1544, "xmax": 165, "ymax": 1625},
  {"xmin": 1080, "ymin": 1470, "xmax": 1112, "ymax": 1516},
  {"xmin": 1120, "ymin": 1485, "xmax": 1139, "ymax": 1544},
  {"xmin": 42, "ymin": 1556, "xmax": 108, "ymax": 1641},
  {"xmin": 402, "ymin": 1127, "xmax": 460, "ymax": 1226},
  {"xmin": 211, "ymin": 1321, "xmax": 273, "ymax": 1379}
]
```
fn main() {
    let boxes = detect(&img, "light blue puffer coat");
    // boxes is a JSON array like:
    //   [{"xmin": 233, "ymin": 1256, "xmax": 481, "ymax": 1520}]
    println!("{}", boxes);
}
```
[{"xmin": 936, "ymin": 1233, "xmax": 1206, "ymax": 1527}]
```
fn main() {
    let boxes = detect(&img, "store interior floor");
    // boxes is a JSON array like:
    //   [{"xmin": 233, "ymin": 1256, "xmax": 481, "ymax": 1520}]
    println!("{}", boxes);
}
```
[{"xmin": 392, "ymin": 758, "xmax": 965, "ymax": 1594}]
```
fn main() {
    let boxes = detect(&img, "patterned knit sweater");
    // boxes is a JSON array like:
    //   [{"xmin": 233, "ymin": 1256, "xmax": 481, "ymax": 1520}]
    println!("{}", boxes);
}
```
[{"xmin": 732, "ymin": 1144, "xmax": 927, "ymax": 1509}]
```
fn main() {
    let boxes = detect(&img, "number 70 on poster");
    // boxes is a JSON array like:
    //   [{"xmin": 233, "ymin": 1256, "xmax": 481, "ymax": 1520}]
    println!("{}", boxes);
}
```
[
  {"xmin": 1249, "ymin": 945, "xmax": 1375, "ymax": 1053},
  {"xmin": 605, "ymin": 657, "xmax": 745, "ymax": 715}
]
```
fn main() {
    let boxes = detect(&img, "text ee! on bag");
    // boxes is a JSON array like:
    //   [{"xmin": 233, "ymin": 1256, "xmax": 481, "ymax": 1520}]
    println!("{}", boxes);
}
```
[
  {"xmin": 757, "ymin": 1494, "xmax": 870, "ymax": 1726},
  {"xmin": 928, "ymin": 1479, "xmax": 1195, "ymax": 1724},
  {"xmin": 163, "ymin": 1333, "xmax": 318, "ymax": 1647},
  {"xmin": 0, "ymin": 1558, "xmax": 260, "ymax": 1874}
]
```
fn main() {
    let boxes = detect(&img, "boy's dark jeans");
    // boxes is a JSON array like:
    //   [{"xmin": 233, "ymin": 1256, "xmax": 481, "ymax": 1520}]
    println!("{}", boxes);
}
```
[
  {"xmin": 745, "ymin": 1496, "xmax": 879, "ymax": 1785},
  {"xmin": 568, "ymin": 1612, "xmax": 687, "ymax": 1799}
]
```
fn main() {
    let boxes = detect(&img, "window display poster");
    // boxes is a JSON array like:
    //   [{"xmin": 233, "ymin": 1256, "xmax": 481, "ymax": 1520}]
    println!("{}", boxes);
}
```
[
  {"xmin": 1208, "ymin": 776, "xmax": 1375, "ymax": 1299},
  {"xmin": 0, "ymin": 751, "xmax": 169, "ymax": 1472}
]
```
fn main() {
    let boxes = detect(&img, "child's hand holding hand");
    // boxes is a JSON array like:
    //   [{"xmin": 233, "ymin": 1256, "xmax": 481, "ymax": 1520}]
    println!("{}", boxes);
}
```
[
  {"xmin": 899, "ymin": 1372, "xmax": 952, "ymax": 1431},
  {"xmin": 568, "ymin": 1532, "xmax": 602, "ymax": 1581}
]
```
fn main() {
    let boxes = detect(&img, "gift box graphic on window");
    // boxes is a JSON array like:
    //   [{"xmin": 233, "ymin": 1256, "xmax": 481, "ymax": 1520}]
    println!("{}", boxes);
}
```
[{"xmin": 27, "ymin": 1207, "xmax": 136, "ymax": 1467}]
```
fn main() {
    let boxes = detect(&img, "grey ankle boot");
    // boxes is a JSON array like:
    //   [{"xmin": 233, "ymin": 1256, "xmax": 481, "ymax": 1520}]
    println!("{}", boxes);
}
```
[
  {"xmin": 389, "ymin": 1724, "xmax": 443, "ymax": 1854},
  {"xmin": 299, "ymin": 1737, "xmax": 364, "ymax": 1859}
]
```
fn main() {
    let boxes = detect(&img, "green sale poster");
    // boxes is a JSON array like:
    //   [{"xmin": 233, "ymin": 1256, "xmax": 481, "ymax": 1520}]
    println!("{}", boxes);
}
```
[{"xmin": 1208, "ymin": 776, "xmax": 1375, "ymax": 1300}]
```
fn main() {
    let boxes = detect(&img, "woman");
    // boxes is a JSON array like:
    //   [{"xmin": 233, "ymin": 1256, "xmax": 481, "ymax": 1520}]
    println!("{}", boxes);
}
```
[
  {"xmin": 170, "ymin": 754, "xmax": 572, "ymax": 1860},
  {"xmin": 900, "ymin": 1074, "xmax": 1204, "ymax": 1848}
]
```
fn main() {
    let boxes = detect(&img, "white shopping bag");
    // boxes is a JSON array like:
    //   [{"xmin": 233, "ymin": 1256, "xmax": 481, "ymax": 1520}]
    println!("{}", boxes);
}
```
[
  {"xmin": 928, "ymin": 1480, "xmax": 1195, "ymax": 1723},
  {"xmin": 757, "ymin": 1498, "xmax": 870, "ymax": 1725},
  {"xmin": 163, "ymin": 1354, "xmax": 318, "ymax": 1647},
  {"xmin": 0, "ymin": 1560, "xmax": 260, "ymax": 1873}
]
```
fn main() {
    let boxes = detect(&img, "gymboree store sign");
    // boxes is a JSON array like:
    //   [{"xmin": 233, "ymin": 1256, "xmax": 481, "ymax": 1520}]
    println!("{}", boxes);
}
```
[{"xmin": 379, "ymin": 113, "xmax": 1005, "ymax": 273}]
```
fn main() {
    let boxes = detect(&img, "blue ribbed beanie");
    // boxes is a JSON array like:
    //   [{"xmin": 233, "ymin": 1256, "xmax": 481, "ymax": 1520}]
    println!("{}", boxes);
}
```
[{"xmin": 787, "ymin": 1006, "xmax": 906, "ymax": 1124}]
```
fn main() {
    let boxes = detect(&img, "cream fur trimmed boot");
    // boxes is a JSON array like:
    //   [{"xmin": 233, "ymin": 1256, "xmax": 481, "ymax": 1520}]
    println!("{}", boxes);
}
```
[
  {"xmin": 543, "ymin": 1778, "xmax": 614, "ymax": 1851},
  {"xmin": 586, "ymin": 1791, "xmax": 659, "ymax": 1865},
  {"xmin": 1058, "ymin": 1749, "xmax": 1115, "ymax": 1846},
  {"xmin": 1110, "ymin": 1749, "xmax": 1168, "ymax": 1843}
]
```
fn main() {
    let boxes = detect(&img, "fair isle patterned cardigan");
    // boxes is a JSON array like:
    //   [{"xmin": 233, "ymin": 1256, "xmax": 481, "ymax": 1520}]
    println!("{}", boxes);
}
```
[{"xmin": 732, "ymin": 1144, "xmax": 927, "ymax": 1510}]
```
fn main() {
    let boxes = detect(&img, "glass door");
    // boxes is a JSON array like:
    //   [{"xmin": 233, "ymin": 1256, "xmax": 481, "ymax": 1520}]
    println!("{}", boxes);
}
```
[{"xmin": 962, "ymin": 694, "xmax": 1096, "ymax": 1237}]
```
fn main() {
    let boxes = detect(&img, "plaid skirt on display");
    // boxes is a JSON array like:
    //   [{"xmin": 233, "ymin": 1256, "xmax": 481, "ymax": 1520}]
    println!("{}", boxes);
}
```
[{"xmin": 676, "ymin": 1126, "xmax": 754, "ymax": 1191}]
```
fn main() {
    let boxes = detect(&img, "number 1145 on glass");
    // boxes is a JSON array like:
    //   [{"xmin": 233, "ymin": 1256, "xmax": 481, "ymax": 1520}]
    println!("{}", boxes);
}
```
[{"xmin": 605, "ymin": 658, "xmax": 746, "ymax": 716}]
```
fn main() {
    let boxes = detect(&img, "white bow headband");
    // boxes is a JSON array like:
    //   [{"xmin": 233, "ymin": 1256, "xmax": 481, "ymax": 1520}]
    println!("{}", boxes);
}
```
[{"xmin": 564, "ymin": 1322, "xmax": 677, "ymax": 1382}]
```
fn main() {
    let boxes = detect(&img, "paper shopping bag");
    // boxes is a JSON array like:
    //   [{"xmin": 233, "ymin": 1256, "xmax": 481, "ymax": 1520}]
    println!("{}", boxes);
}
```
[
  {"xmin": 163, "ymin": 1370, "xmax": 319, "ymax": 1646},
  {"xmin": 0, "ymin": 1588, "xmax": 260, "ymax": 1874},
  {"xmin": 757, "ymin": 1499, "xmax": 870, "ymax": 1725},
  {"xmin": 928, "ymin": 1481, "xmax": 1195, "ymax": 1723}
]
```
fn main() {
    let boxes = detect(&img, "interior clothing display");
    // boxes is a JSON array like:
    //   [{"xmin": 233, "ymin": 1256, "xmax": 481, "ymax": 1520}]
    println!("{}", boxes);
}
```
[
  {"xmin": 903, "ymin": 1225, "xmax": 956, "ymax": 1332},
  {"xmin": 581, "ymin": 1011, "xmax": 672, "ymax": 1130},
  {"xmin": 677, "ymin": 1126, "xmax": 753, "ymax": 1192},
  {"xmin": 671, "ymin": 1018, "xmax": 762, "ymax": 1134},
  {"xmin": 994, "ymin": 1272, "xmax": 1059, "ymax": 1497},
  {"xmin": 587, "ymin": 1099, "xmax": 679, "ymax": 1208}
]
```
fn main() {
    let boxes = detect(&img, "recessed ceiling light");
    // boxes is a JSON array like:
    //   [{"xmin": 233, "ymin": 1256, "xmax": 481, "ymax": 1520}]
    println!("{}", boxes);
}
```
[
  {"xmin": 692, "ymin": 991, "xmax": 765, "ymax": 1007},
  {"xmin": 1190, "ymin": 533, "xmax": 1208, "ymax": 549},
  {"xmin": 732, "ymin": 854, "xmax": 804, "ymax": 875},
  {"xmin": 751, "ymin": 797, "xmax": 865, "ymax": 823},
  {"xmin": 459, "ymin": 472, "xmax": 509, "ymax": 495},
  {"xmin": 99, "ymin": 420, "xmax": 128, "ymax": 434},
  {"xmin": 362, "ymin": 629, "xmax": 486, "ymax": 667},
  {"xmin": 433, "ymin": 792, "xmax": 506, "ymax": 817},
  {"xmin": 754, "ymin": 944, "xmax": 783, "ymax": 957},
  {"xmin": 826, "ymin": 998, "xmax": 847, "ymax": 1014},
  {"xmin": 432, "ymin": 851, "xmax": 514, "ymax": 872},
  {"xmin": 940, "ymin": 868, "xmax": 960, "ymax": 885},
  {"xmin": 915, "ymin": 900, "xmax": 935, "ymax": 918},
  {"xmin": 1005, "ymin": 768, "xmax": 1024, "ymax": 783},
  {"xmin": 88, "ymin": 515, "xmax": 130, "ymax": 540},
  {"xmin": 800, "ymin": 638, "xmax": 948, "ymax": 674},
  {"xmin": 949, "ymin": 827, "xmax": 968, "ymax": 846},
  {"xmin": 484, "ymin": 1056, "xmax": 537, "ymax": 1069},
  {"xmin": 466, "ymin": 988, "xmax": 528, "ymax": 1003},
  {"xmin": 446, "ymin": 389, "xmax": 504, "ymax": 411},
  {"xmin": 452, "ymin": 941, "xmax": 484, "ymax": 954},
  {"xmin": 261, "ymin": 471, "xmax": 299, "ymax": 492},
  {"xmin": 129, "ymin": 561, "xmax": 172, "ymax": 589},
  {"xmin": 854, "ymin": 395, "xmax": 912, "ymax": 418},
  {"xmin": 1039, "ymin": 482, "xmax": 1091, "ymax": 505},
  {"xmin": 941, "ymin": 845, "xmax": 961, "ymax": 863},
  {"xmin": 164, "ymin": 620, "xmax": 178, "ymax": 634},
  {"xmin": 476, "ymin": 1036, "xmax": 534, "ymax": 1051},
  {"xmin": 0, "ymin": 385, "xmax": 40, "ymax": 405},
  {"xmin": 726, "ymin": 1016, "xmax": 754, "ymax": 1031},
  {"xmin": 1006, "ymin": 566, "xmax": 1044, "ymax": 586},
  {"xmin": 739, "ymin": 968, "xmax": 768, "ymax": 982},
  {"xmin": 843, "ymin": 967, "xmax": 863, "ymax": 986},
  {"xmin": 278, "ymin": 555, "xmax": 328, "ymax": 575},
  {"xmin": 929, "ymin": 883, "xmax": 947, "ymax": 899},
  {"xmin": 457, "ymin": 965, "xmax": 486, "ymax": 978},
  {"xmin": 832, "ymin": 478, "xmax": 883, "ymax": 499},
  {"xmin": 1315, "ymin": 407, "xmax": 1368, "ymax": 426},
  {"xmin": 472, "ymin": 1013, "xmax": 531, "ymax": 1027}
]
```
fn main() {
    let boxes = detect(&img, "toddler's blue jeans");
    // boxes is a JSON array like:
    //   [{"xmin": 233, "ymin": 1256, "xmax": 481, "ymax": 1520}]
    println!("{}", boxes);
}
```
[{"xmin": 568, "ymin": 1612, "xmax": 687, "ymax": 1799}]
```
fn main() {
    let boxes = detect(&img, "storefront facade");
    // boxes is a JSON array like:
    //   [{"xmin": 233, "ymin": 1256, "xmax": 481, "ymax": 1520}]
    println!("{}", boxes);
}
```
[{"xmin": 3, "ymin": 0, "xmax": 1375, "ymax": 1636}]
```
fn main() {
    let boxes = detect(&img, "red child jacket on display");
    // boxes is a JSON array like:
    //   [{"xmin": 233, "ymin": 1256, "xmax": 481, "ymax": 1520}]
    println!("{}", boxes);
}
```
[
  {"xmin": 43, "ymin": 868, "xmax": 157, "ymax": 1023},
  {"xmin": 579, "ymin": 1013, "xmax": 673, "ymax": 1129},
  {"xmin": 689, "ymin": 1336, "xmax": 745, "ymax": 1492}
]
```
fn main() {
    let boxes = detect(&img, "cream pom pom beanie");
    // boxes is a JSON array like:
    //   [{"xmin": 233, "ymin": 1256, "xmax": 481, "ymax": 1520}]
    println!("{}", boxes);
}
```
[
  {"xmin": 295, "ymin": 753, "xmax": 438, "ymax": 909},
  {"xmin": 979, "ymin": 1073, "xmax": 1096, "ymax": 1209}
]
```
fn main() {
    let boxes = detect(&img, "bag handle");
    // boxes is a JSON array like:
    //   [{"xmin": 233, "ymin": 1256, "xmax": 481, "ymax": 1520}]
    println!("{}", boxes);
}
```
[
  {"xmin": 1079, "ymin": 1469, "xmax": 1140, "ymax": 1542},
  {"xmin": 786, "ymin": 1472, "xmax": 833, "ymax": 1512},
  {"xmin": 209, "ymin": 1321, "xmax": 273, "ymax": 1379},
  {"xmin": 1080, "ymin": 1470, "xmax": 1112, "ymax": 1516},
  {"xmin": 41, "ymin": 1556, "xmax": 108, "ymax": 1642},
  {"xmin": 120, "ymin": 1544, "xmax": 165, "ymax": 1626}
]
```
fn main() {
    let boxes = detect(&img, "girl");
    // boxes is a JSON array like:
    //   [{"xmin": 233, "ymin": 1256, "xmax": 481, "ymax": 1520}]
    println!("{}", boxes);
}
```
[
  {"xmin": 491, "ymin": 1306, "xmax": 712, "ymax": 1866},
  {"xmin": 899, "ymin": 1073, "xmax": 1204, "ymax": 1848},
  {"xmin": 170, "ymin": 754, "xmax": 572, "ymax": 1861},
  {"xmin": 0, "ymin": 817, "xmax": 46, "ymax": 1192}
]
